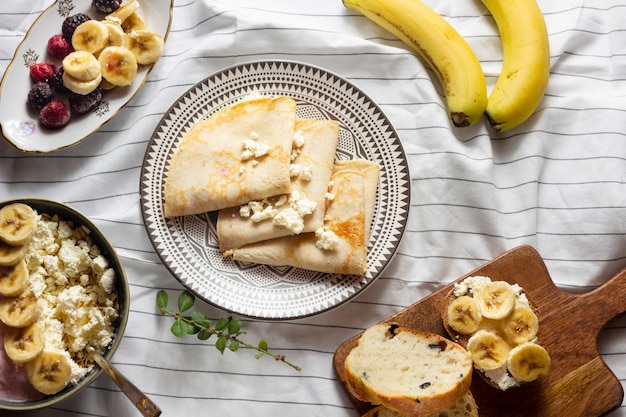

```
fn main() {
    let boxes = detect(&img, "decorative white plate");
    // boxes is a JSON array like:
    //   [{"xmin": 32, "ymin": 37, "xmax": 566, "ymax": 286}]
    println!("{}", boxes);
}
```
[
  {"xmin": 0, "ymin": 0, "xmax": 173, "ymax": 153},
  {"xmin": 140, "ymin": 60, "xmax": 411, "ymax": 320}
]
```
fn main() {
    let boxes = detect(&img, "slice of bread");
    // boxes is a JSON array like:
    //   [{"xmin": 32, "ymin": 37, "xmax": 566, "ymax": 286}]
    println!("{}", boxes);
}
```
[
  {"xmin": 361, "ymin": 390, "xmax": 479, "ymax": 417},
  {"xmin": 344, "ymin": 323, "xmax": 473, "ymax": 416}
]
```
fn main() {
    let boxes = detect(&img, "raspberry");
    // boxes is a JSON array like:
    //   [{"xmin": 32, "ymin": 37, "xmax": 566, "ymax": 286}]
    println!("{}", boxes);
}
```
[
  {"xmin": 92, "ymin": 0, "xmax": 122, "ymax": 14},
  {"xmin": 39, "ymin": 100, "xmax": 71, "ymax": 129},
  {"xmin": 29, "ymin": 62, "xmax": 56, "ymax": 83},
  {"xmin": 69, "ymin": 87, "xmax": 103, "ymax": 114},
  {"xmin": 49, "ymin": 65, "xmax": 70, "ymax": 94},
  {"xmin": 27, "ymin": 82, "xmax": 54, "ymax": 110},
  {"xmin": 47, "ymin": 34, "xmax": 72, "ymax": 60},
  {"xmin": 61, "ymin": 13, "xmax": 91, "ymax": 42}
]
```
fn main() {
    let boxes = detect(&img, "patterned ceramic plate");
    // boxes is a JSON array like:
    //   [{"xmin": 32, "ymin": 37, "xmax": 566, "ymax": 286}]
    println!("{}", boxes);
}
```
[
  {"xmin": 0, "ymin": 0, "xmax": 173, "ymax": 153},
  {"xmin": 140, "ymin": 60, "xmax": 410, "ymax": 320}
]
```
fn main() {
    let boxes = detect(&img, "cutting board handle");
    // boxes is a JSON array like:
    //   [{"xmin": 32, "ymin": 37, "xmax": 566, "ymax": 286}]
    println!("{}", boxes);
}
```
[{"xmin": 578, "ymin": 265, "xmax": 626, "ymax": 330}]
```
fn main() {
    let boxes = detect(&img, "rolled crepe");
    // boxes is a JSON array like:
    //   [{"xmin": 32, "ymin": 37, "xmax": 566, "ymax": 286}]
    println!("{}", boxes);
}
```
[
  {"xmin": 163, "ymin": 96, "xmax": 296, "ymax": 217},
  {"xmin": 228, "ymin": 159, "xmax": 380, "ymax": 275},
  {"xmin": 217, "ymin": 119, "xmax": 340, "ymax": 251}
]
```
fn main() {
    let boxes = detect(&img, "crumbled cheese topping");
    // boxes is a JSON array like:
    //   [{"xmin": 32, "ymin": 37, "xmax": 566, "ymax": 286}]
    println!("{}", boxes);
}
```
[
  {"xmin": 315, "ymin": 227, "xmax": 339, "ymax": 250},
  {"xmin": 26, "ymin": 213, "xmax": 119, "ymax": 383},
  {"xmin": 241, "ymin": 138, "xmax": 270, "ymax": 160}
]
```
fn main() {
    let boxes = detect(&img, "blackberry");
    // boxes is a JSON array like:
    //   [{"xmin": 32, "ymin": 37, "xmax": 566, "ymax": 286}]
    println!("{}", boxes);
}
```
[
  {"xmin": 39, "ymin": 100, "xmax": 71, "ymax": 129},
  {"xmin": 69, "ymin": 87, "xmax": 103, "ymax": 114},
  {"xmin": 27, "ymin": 82, "xmax": 54, "ymax": 110},
  {"xmin": 49, "ymin": 66, "xmax": 70, "ymax": 94},
  {"xmin": 92, "ymin": 0, "xmax": 122, "ymax": 14},
  {"xmin": 62, "ymin": 13, "xmax": 91, "ymax": 42}
]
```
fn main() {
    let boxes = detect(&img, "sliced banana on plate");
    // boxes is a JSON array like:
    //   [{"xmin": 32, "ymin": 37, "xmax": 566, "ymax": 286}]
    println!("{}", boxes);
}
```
[
  {"xmin": 26, "ymin": 351, "xmax": 73, "ymax": 395},
  {"xmin": 122, "ymin": 12, "xmax": 147, "ymax": 33},
  {"xmin": 0, "ymin": 241, "xmax": 27, "ymax": 267},
  {"xmin": 446, "ymin": 295, "xmax": 482, "ymax": 335},
  {"xmin": 474, "ymin": 280, "xmax": 516, "ymax": 320},
  {"xmin": 0, "ymin": 289, "xmax": 42, "ymax": 328},
  {"xmin": 124, "ymin": 29, "xmax": 164, "ymax": 65},
  {"xmin": 98, "ymin": 45, "xmax": 138, "ymax": 86},
  {"xmin": 105, "ymin": 0, "xmax": 140, "ymax": 25},
  {"xmin": 62, "ymin": 51, "xmax": 102, "ymax": 82},
  {"xmin": 72, "ymin": 20, "xmax": 110, "ymax": 55},
  {"xmin": 467, "ymin": 330, "xmax": 511, "ymax": 370},
  {"xmin": 507, "ymin": 342, "xmax": 551, "ymax": 382},
  {"xmin": 0, "ymin": 203, "xmax": 36, "ymax": 246},
  {"xmin": 3, "ymin": 322, "xmax": 46, "ymax": 364},
  {"xmin": 502, "ymin": 305, "xmax": 539, "ymax": 345},
  {"xmin": 0, "ymin": 259, "xmax": 29, "ymax": 297},
  {"xmin": 102, "ymin": 20, "xmax": 126, "ymax": 48}
]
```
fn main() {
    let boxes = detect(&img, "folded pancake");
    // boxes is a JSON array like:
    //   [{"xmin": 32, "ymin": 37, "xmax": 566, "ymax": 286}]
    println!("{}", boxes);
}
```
[
  {"xmin": 227, "ymin": 159, "xmax": 380, "ymax": 275},
  {"xmin": 217, "ymin": 119, "xmax": 340, "ymax": 251},
  {"xmin": 163, "ymin": 96, "xmax": 296, "ymax": 217}
]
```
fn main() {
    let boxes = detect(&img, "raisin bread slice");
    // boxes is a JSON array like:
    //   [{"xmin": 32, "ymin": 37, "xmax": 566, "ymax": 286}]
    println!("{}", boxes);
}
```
[
  {"xmin": 344, "ymin": 323, "xmax": 473, "ymax": 416},
  {"xmin": 361, "ymin": 390, "xmax": 479, "ymax": 417}
]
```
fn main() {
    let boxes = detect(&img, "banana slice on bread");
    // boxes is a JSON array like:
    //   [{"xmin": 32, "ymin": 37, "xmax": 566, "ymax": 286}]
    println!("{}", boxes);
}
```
[{"xmin": 442, "ymin": 276, "xmax": 551, "ymax": 390}]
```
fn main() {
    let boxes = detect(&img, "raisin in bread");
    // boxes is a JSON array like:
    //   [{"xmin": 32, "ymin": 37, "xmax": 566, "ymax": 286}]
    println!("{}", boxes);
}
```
[
  {"xmin": 361, "ymin": 390, "xmax": 479, "ymax": 417},
  {"xmin": 344, "ymin": 323, "xmax": 473, "ymax": 416}
]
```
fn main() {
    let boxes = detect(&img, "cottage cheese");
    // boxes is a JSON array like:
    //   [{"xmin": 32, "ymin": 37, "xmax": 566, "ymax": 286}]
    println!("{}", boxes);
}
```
[{"xmin": 25, "ymin": 212, "xmax": 119, "ymax": 384}]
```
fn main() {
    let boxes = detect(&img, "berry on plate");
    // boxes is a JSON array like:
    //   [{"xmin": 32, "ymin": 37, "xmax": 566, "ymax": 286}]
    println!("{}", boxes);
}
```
[
  {"xmin": 39, "ymin": 100, "xmax": 71, "ymax": 129},
  {"xmin": 47, "ymin": 34, "xmax": 73, "ymax": 60},
  {"xmin": 27, "ymin": 82, "xmax": 55, "ymax": 110},
  {"xmin": 69, "ymin": 87, "xmax": 103, "ymax": 114},
  {"xmin": 29, "ymin": 62, "xmax": 56, "ymax": 83},
  {"xmin": 61, "ymin": 13, "xmax": 92, "ymax": 42}
]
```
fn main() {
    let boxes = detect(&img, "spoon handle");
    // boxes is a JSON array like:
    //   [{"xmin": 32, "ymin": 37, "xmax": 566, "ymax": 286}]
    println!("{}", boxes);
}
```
[{"xmin": 91, "ymin": 351, "xmax": 162, "ymax": 417}]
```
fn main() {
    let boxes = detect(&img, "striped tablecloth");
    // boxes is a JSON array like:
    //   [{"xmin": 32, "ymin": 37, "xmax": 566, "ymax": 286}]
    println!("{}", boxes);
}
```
[{"xmin": 1, "ymin": 0, "xmax": 625, "ymax": 416}]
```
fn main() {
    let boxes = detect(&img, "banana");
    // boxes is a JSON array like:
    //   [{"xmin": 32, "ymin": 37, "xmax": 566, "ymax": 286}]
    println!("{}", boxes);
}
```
[
  {"xmin": 121, "ymin": 12, "xmax": 147, "ymax": 33},
  {"xmin": 481, "ymin": 0, "xmax": 550, "ymax": 132},
  {"xmin": 62, "ymin": 71, "xmax": 103, "ymax": 95},
  {"xmin": 62, "ymin": 51, "xmax": 102, "ymax": 82},
  {"xmin": 102, "ymin": 20, "xmax": 126, "ymax": 48},
  {"xmin": 0, "ymin": 203, "xmax": 36, "ymax": 246},
  {"xmin": 446, "ymin": 295, "xmax": 483, "ymax": 335},
  {"xmin": 98, "ymin": 46, "xmax": 138, "ymax": 86},
  {"xmin": 0, "ymin": 259, "xmax": 29, "ymax": 297},
  {"xmin": 474, "ymin": 280, "xmax": 516, "ymax": 320},
  {"xmin": 0, "ymin": 289, "xmax": 41, "ymax": 328},
  {"xmin": 0, "ymin": 241, "xmax": 27, "ymax": 267},
  {"xmin": 105, "ymin": 0, "xmax": 140, "ymax": 25},
  {"xmin": 342, "ymin": 0, "xmax": 487, "ymax": 127},
  {"xmin": 26, "ymin": 351, "xmax": 73, "ymax": 395},
  {"xmin": 3, "ymin": 322, "xmax": 46, "ymax": 364},
  {"xmin": 467, "ymin": 330, "xmax": 510, "ymax": 370},
  {"xmin": 124, "ymin": 29, "xmax": 164, "ymax": 65},
  {"xmin": 507, "ymin": 342, "xmax": 551, "ymax": 382},
  {"xmin": 71, "ymin": 20, "xmax": 110, "ymax": 55},
  {"xmin": 502, "ymin": 305, "xmax": 539, "ymax": 345}
]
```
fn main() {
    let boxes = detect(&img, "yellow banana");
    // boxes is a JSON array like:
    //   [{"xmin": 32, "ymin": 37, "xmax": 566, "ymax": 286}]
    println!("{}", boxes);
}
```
[
  {"xmin": 482, "ymin": 0, "xmax": 550, "ymax": 132},
  {"xmin": 343, "ymin": 0, "xmax": 487, "ymax": 127}
]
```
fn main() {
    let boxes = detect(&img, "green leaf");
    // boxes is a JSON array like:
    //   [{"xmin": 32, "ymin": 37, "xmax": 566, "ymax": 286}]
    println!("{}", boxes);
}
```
[
  {"xmin": 191, "ymin": 311, "xmax": 207, "ymax": 323},
  {"xmin": 156, "ymin": 290, "xmax": 168, "ymax": 310},
  {"xmin": 229, "ymin": 340, "xmax": 239, "ymax": 352},
  {"xmin": 216, "ymin": 336, "xmax": 227, "ymax": 353},
  {"xmin": 171, "ymin": 319, "xmax": 188, "ymax": 338},
  {"xmin": 227, "ymin": 319, "xmax": 242, "ymax": 334},
  {"xmin": 198, "ymin": 329, "xmax": 213, "ymax": 340},
  {"xmin": 215, "ymin": 317, "xmax": 229, "ymax": 331},
  {"xmin": 177, "ymin": 291, "xmax": 195, "ymax": 312},
  {"xmin": 258, "ymin": 339, "xmax": 268, "ymax": 351}
]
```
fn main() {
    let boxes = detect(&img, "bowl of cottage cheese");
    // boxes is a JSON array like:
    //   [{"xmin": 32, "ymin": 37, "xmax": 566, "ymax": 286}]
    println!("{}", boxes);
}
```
[{"xmin": 0, "ymin": 198, "xmax": 129, "ymax": 410}]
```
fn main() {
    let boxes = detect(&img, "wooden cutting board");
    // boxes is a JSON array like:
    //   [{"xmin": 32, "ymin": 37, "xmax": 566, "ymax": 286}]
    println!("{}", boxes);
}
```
[{"xmin": 333, "ymin": 245, "xmax": 626, "ymax": 417}]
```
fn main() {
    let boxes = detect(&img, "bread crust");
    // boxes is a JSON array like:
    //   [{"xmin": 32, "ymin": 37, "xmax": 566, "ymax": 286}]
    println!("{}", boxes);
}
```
[
  {"xmin": 361, "ymin": 390, "xmax": 479, "ymax": 417},
  {"xmin": 344, "ymin": 323, "xmax": 473, "ymax": 416}
]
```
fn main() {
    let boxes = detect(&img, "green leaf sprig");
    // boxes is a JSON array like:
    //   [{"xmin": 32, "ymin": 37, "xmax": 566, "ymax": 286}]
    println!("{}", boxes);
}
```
[{"xmin": 156, "ymin": 290, "xmax": 301, "ymax": 371}]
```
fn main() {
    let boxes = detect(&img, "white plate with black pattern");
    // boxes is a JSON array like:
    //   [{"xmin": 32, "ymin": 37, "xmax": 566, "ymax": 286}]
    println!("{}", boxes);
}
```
[
  {"xmin": 0, "ymin": 0, "xmax": 173, "ymax": 153},
  {"xmin": 140, "ymin": 60, "xmax": 410, "ymax": 320}
]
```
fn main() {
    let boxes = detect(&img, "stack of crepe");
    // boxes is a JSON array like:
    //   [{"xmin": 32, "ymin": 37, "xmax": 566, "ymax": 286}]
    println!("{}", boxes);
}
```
[{"xmin": 163, "ymin": 95, "xmax": 380, "ymax": 275}]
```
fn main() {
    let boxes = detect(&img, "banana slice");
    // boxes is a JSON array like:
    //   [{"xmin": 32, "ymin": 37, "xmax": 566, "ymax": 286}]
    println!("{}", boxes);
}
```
[
  {"xmin": 507, "ymin": 342, "xmax": 551, "ymax": 382},
  {"xmin": 474, "ymin": 280, "xmax": 516, "ymax": 320},
  {"xmin": 3, "ymin": 322, "xmax": 46, "ymax": 364},
  {"xmin": 98, "ymin": 45, "xmax": 138, "ymax": 86},
  {"xmin": 502, "ymin": 305, "xmax": 539, "ymax": 345},
  {"xmin": 446, "ymin": 295, "xmax": 482, "ymax": 335},
  {"xmin": 124, "ymin": 29, "xmax": 164, "ymax": 65},
  {"xmin": 121, "ymin": 12, "xmax": 147, "ymax": 33},
  {"xmin": 62, "ymin": 51, "xmax": 102, "ymax": 82},
  {"xmin": 0, "ymin": 259, "xmax": 29, "ymax": 297},
  {"xmin": 105, "ymin": 0, "xmax": 140, "ymax": 24},
  {"xmin": 466, "ymin": 330, "xmax": 510, "ymax": 370},
  {"xmin": 0, "ymin": 203, "xmax": 36, "ymax": 246},
  {"xmin": 102, "ymin": 20, "xmax": 126, "ymax": 48},
  {"xmin": 0, "ymin": 289, "xmax": 41, "ymax": 328},
  {"xmin": 0, "ymin": 241, "xmax": 27, "ymax": 267},
  {"xmin": 26, "ymin": 351, "xmax": 72, "ymax": 395},
  {"xmin": 62, "ymin": 71, "xmax": 103, "ymax": 95},
  {"xmin": 72, "ymin": 20, "xmax": 110, "ymax": 55}
]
